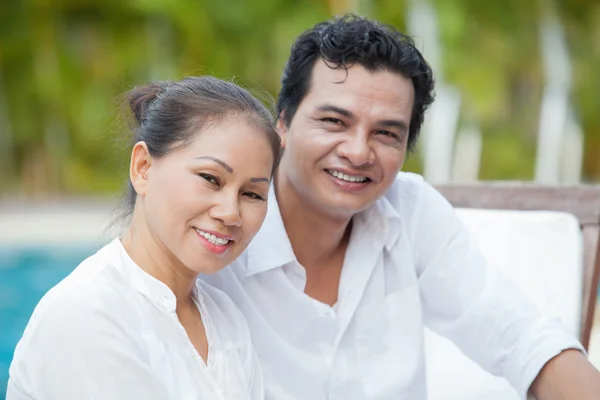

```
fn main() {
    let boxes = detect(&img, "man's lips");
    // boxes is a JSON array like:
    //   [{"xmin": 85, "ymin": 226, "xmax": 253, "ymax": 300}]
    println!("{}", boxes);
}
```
[{"xmin": 325, "ymin": 168, "xmax": 373, "ymax": 183}]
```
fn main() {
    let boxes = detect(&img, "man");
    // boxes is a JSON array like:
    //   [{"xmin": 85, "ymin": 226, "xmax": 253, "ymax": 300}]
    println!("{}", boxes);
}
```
[{"xmin": 203, "ymin": 14, "xmax": 600, "ymax": 399}]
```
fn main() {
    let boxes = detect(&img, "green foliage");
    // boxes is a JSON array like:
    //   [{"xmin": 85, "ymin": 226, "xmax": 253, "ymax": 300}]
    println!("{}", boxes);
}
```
[{"xmin": 0, "ymin": 0, "xmax": 599, "ymax": 196}]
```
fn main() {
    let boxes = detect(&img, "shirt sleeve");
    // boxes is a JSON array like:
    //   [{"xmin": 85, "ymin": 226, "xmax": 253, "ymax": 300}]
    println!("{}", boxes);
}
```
[
  {"xmin": 409, "ymin": 178, "xmax": 585, "ymax": 399},
  {"xmin": 8, "ymin": 285, "xmax": 169, "ymax": 400}
]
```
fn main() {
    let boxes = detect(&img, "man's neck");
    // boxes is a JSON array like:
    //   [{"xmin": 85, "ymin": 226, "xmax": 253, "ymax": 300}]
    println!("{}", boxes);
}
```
[{"xmin": 275, "ymin": 176, "xmax": 352, "ymax": 269}]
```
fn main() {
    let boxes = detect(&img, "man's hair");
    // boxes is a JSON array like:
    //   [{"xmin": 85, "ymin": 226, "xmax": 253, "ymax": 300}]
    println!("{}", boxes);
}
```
[{"xmin": 277, "ymin": 14, "xmax": 435, "ymax": 151}]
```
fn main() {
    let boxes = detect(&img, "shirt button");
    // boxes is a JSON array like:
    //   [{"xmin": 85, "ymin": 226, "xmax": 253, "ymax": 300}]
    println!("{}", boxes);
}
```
[{"xmin": 323, "ymin": 307, "xmax": 335, "ymax": 317}]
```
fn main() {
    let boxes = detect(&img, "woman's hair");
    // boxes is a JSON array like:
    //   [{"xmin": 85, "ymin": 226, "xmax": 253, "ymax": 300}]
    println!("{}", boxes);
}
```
[{"xmin": 121, "ymin": 76, "xmax": 282, "ymax": 219}]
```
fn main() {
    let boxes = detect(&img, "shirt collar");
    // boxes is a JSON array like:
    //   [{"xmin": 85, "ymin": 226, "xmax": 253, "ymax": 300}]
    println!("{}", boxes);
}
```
[
  {"xmin": 358, "ymin": 191, "xmax": 403, "ymax": 251},
  {"xmin": 104, "ymin": 238, "xmax": 182, "ymax": 312},
  {"xmin": 245, "ymin": 187, "xmax": 403, "ymax": 277},
  {"xmin": 246, "ymin": 188, "xmax": 297, "ymax": 277}
]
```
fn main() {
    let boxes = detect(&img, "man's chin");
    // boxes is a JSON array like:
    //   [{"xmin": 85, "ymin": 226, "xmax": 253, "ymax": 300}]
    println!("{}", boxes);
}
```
[
  {"xmin": 317, "ymin": 196, "xmax": 373, "ymax": 219},
  {"xmin": 297, "ymin": 182, "xmax": 377, "ymax": 218}
]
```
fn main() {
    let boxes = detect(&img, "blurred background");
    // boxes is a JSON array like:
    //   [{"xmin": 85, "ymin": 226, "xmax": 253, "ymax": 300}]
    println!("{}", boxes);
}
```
[{"xmin": 1, "ymin": 0, "xmax": 600, "ymax": 397}]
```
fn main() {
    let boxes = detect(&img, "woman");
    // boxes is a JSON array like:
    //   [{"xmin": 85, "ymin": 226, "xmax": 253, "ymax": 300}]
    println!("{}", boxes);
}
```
[{"xmin": 7, "ymin": 76, "xmax": 281, "ymax": 399}]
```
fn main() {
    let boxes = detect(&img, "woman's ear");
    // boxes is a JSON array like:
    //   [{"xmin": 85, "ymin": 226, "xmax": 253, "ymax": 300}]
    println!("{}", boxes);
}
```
[{"xmin": 129, "ymin": 142, "xmax": 153, "ymax": 197}]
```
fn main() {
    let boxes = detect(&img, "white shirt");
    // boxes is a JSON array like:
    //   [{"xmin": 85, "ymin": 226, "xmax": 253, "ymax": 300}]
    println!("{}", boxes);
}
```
[
  {"xmin": 8, "ymin": 238, "xmax": 263, "ymax": 400},
  {"xmin": 202, "ymin": 172, "xmax": 584, "ymax": 400}
]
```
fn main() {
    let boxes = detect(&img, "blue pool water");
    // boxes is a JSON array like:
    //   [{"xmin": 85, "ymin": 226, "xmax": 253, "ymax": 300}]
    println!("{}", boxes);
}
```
[{"xmin": 0, "ymin": 244, "xmax": 100, "ymax": 398}]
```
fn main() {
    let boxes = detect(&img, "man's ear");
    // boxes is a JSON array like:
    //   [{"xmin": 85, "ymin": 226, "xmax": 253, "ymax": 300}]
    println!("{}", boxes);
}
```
[
  {"xmin": 129, "ymin": 141, "xmax": 153, "ymax": 197},
  {"xmin": 276, "ymin": 113, "xmax": 287, "ymax": 149}
]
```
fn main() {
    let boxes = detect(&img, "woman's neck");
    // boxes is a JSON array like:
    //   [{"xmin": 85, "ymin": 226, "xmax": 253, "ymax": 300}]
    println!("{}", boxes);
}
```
[{"xmin": 121, "ymin": 210, "xmax": 197, "ymax": 307}]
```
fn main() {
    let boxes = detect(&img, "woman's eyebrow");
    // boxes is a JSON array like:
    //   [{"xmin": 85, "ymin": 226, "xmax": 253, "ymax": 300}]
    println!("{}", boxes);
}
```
[
  {"xmin": 196, "ymin": 156, "xmax": 269, "ymax": 183},
  {"xmin": 251, "ymin": 177, "xmax": 270, "ymax": 183},
  {"xmin": 195, "ymin": 156, "xmax": 233, "ymax": 173}
]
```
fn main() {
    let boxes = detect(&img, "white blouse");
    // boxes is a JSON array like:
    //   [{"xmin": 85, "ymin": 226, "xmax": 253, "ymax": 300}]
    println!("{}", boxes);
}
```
[{"xmin": 7, "ymin": 238, "xmax": 263, "ymax": 400}]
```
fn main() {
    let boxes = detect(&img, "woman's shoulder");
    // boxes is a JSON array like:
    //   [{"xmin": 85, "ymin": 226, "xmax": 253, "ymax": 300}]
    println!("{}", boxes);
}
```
[
  {"xmin": 11, "ymin": 268, "xmax": 135, "ymax": 377},
  {"xmin": 20, "ymin": 240, "xmax": 133, "ymax": 337},
  {"xmin": 8, "ymin": 242, "xmax": 157, "ymax": 398}
]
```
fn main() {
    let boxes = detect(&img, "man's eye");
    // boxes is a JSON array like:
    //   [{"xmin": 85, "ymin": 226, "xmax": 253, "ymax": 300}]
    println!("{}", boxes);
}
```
[
  {"xmin": 376, "ymin": 130, "xmax": 400, "ymax": 140},
  {"xmin": 322, "ymin": 117, "xmax": 343, "ymax": 125},
  {"xmin": 199, "ymin": 173, "xmax": 219, "ymax": 186}
]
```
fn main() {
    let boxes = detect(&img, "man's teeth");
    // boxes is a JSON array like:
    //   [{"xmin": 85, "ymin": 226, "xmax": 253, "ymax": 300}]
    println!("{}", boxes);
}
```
[
  {"xmin": 195, "ymin": 229, "xmax": 229, "ymax": 246},
  {"xmin": 328, "ymin": 170, "xmax": 368, "ymax": 183}
]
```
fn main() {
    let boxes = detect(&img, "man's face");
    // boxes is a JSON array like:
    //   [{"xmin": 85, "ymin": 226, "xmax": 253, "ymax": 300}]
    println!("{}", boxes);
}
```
[{"xmin": 277, "ymin": 59, "xmax": 414, "ymax": 218}]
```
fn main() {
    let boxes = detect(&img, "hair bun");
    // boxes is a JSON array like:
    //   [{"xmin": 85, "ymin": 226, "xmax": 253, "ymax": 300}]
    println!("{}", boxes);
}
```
[{"xmin": 127, "ymin": 82, "xmax": 169, "ymax": 127}]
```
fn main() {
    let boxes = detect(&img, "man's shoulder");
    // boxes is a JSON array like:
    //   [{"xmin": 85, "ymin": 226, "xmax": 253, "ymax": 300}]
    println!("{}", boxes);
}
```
[
  {"xmin": 381, "ymin": 172, "xmax": 427, "ymax": 216},
  {"xmin": 382, "ymin": 172, "xmax": 455, "ymax": 225},
  {"xmin": 385, "ymin": 172, "xmax": 425, "ymax": 198}
]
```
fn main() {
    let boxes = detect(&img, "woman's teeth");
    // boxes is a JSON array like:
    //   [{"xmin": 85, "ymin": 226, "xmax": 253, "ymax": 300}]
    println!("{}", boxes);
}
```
[{"xmin": 195, "ymin": 229, "xmax": 229, "ymax": 245}]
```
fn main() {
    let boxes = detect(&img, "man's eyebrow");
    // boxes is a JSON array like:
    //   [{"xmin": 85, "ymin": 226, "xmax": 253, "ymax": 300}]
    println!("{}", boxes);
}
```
[
  {"xmin": 195, "ymin": 156, "xmax": 233, "ymax": 173},
  {"xmin": 316, "ymin": 104, "xmax": 354, "ymax": 119}
]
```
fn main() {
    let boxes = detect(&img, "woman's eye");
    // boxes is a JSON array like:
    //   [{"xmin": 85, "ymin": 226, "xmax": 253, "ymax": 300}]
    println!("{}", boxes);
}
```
[
  {"xmin": 243, "ymin": 192, "xmax": 265, "ymax": 201},
  {"xmin": 199, "ymin": 173, "xmax": 219, "ymax": 186}
]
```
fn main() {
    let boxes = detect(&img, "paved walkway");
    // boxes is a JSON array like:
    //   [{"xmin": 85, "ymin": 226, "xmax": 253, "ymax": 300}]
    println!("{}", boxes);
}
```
[{"xmin": 0, "ymin": 198, "xmax": 117, "ymax": 245}]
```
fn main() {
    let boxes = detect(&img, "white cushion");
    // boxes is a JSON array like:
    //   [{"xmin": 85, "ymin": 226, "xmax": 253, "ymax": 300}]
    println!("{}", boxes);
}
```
[{"xmin": 425, "ymin": 208, "xmax": 583, "ymax": 399}]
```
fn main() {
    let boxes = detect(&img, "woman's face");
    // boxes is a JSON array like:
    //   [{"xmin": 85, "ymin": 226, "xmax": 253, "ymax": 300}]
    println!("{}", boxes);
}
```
[{"xmin": 132, "ymin": 115, "xmax": 274, "ymax": 275}]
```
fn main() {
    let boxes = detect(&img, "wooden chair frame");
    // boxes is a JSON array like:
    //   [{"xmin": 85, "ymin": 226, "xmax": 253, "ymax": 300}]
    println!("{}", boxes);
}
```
[{"xmin": 435, "ymin": 182, "xmax": 600, "ymax": 350}]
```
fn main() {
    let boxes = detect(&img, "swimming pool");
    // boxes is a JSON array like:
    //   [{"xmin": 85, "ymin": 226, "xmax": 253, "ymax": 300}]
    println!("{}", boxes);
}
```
[{"xmin": 0, "ymin": 244, "xmax": 100, "ymax": 398}]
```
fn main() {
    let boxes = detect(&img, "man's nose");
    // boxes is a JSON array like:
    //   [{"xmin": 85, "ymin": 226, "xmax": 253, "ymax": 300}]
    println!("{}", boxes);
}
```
[{"xmin": 337, "ymin": 130, "xmax": 375, "ymax": 167}]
